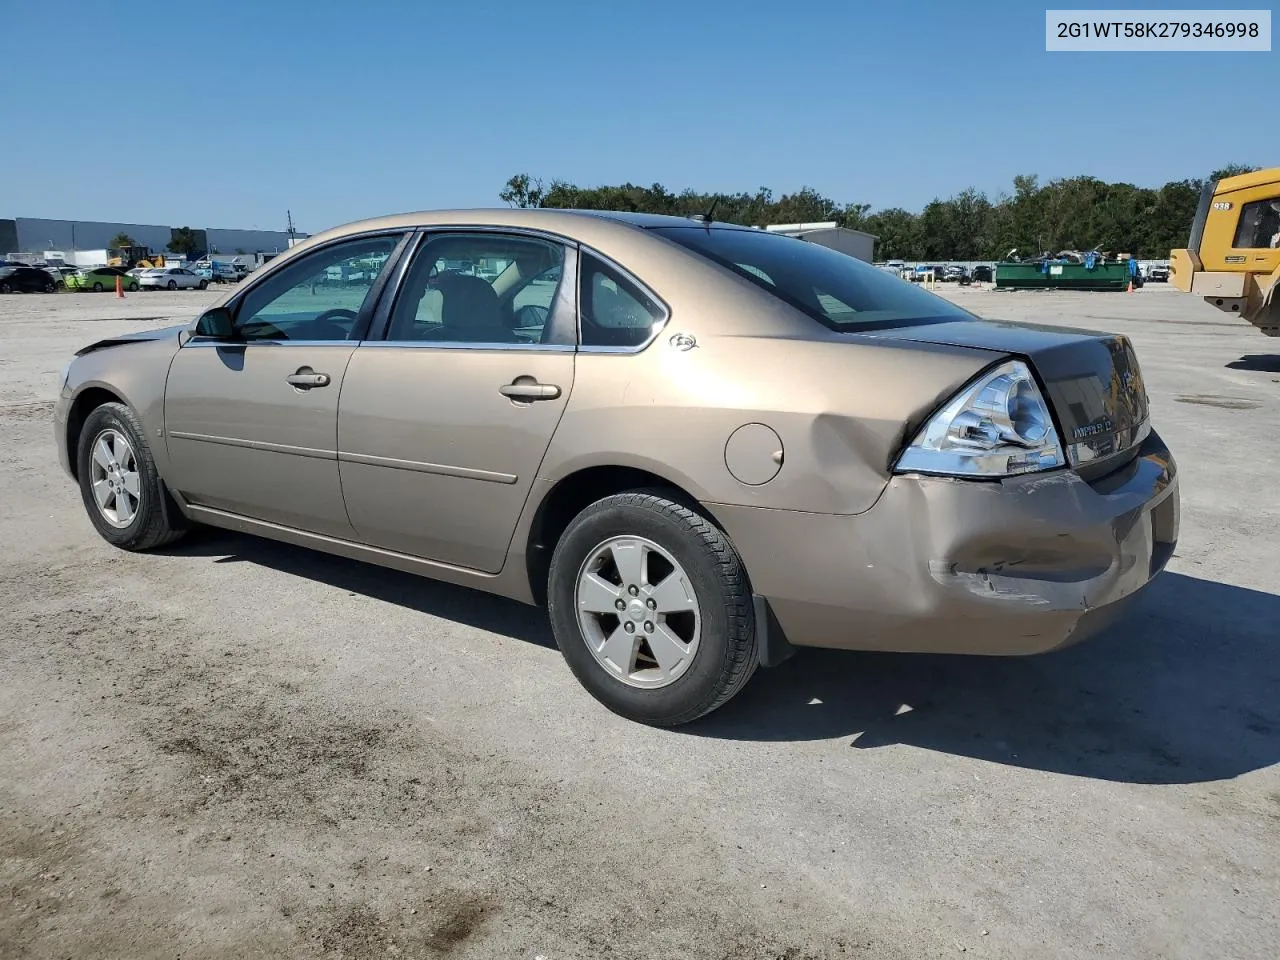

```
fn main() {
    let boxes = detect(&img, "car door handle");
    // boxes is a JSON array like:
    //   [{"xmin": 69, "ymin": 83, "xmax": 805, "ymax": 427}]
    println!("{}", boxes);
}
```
[
  {"xmin": 286, "ymin": 371, "xmax": 331, "ymax": 388},
  {"xmin": 499, "ymin": 379, "xmax": 561, "ymax": 401}
]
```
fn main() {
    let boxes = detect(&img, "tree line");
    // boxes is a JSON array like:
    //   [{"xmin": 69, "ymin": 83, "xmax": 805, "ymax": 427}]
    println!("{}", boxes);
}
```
[{"xmin": 499, "ymin": 165, "xmax": 1258, "ymax": 261}]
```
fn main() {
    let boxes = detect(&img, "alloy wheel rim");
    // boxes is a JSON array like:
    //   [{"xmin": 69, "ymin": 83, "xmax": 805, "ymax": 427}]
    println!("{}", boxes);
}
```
[
  {"xmin": 575, "ymin": 535, "xmax": 701, "ymax": 689},
  {"xmin": 89, "ymin": 429, "xmax": 141, "ymax": 528}
]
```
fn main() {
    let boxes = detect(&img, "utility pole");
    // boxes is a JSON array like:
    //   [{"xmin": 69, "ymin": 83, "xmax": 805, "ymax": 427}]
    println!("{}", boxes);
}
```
[{"xmin": 286, "ymin": 209, "xmax": 296, "ymax": 246}]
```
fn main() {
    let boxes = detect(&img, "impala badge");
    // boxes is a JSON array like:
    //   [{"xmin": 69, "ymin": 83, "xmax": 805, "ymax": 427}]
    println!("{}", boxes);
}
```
[{"xmin": 669, "ymin": 332, "xmax": 697, "ymax": 351}]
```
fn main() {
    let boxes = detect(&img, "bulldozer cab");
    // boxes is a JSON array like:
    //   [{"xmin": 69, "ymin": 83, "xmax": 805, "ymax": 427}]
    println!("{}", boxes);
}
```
[
  {"xmin": 1171, "ymin": 168, "xmax": 1280, "ymax": 336},
  {"xmin": 108, "ymin": 245, "xmax": 166, "ymax": 270}
]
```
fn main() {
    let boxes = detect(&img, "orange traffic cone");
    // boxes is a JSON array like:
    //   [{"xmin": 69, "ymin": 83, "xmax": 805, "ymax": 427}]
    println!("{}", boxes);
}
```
[
  {"xmin": 115, "ymin": 276, "xmax": 125, "ymax": 298},
  {"xmin": 1127, "ymin": 279, "xmax": 1134, "ymax": 293}
]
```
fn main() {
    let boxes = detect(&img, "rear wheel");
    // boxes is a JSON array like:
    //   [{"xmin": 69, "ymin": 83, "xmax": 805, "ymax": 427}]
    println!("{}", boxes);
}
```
[
  {"xmin": 0, "ymin": 281, "xmax": 11, "ymax": 294},
  {"xmin": 167, "ymin": 280, "xmax": 177, "ymax": 290},
  {"xmin": 92, "ymin": 282, "xmax": 103, "ymax": 292},
  {"xmin": 547, "ymin": 489, "xmax": 757, "ymax": 726},
  {"xmin": 128, "ymin": 281, "xmax": 139, "ymax": 291},
  {"xmin": 198, "ymin": 279, "xmax": 208, "ymax": 290},
  {"xmin": 76, "ymin": 402, "xmax": 187, "ymax": 551}
]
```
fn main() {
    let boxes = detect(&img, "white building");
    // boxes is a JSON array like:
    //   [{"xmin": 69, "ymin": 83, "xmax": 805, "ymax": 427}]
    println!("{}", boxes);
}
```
[
  {"xmin": 764, "ymin": 221, "xmax": 877, "ymax": 262},
  {"xmin": 1, "ymin": 217, "xmax": 305, "ymax": 265}
]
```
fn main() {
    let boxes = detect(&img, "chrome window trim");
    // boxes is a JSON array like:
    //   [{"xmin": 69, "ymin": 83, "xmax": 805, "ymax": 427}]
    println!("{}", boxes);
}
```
[
  {"xmin": 575, "ymin": 245, "xmax": 671, "ymax": 355},
  {"xmin": 182, "ymin": 338, "xmax": 363, "ymax": 348},
  {"xmin": 363, "ymin": 341, "xmax": 576, "ymax": 353}
]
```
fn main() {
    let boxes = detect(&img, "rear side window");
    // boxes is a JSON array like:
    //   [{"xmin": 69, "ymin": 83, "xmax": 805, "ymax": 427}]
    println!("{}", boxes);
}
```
[
  {"xmin": 578, "ymin": 253, "xmax": 666, "ymax": 348},
  {"xmin": 650, "ymin": 226, "xmax": 971, "ymax": 330}
]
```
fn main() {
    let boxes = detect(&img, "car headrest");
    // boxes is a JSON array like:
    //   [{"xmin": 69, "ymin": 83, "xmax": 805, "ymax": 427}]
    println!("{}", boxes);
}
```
[{"xmin": 433, "ymin": 273, "xmax": 506, "ymax": 331}]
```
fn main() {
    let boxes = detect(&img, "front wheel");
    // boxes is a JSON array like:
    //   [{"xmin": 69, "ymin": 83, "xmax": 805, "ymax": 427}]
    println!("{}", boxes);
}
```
[
  {"xmin": 76, "ymin": 402, "xmax": 188, "ymax": 551},
  {"xmin": 198, "ymin": 279, "xmax": 208, "ymax": 290},
  {"xmin": 92, "ymin": 282, "xmax": 103, "ymax": 292},
  {"xmin": 128, "ymin": 281, "xmax": 139, "ymax": 291},
  {"xmin": 547, "ymin": 490, "xmax": 757, "ymax": 726},
  {"xmin": 0, "ymin": 281, "xmax": 11, "ymax": 294}
]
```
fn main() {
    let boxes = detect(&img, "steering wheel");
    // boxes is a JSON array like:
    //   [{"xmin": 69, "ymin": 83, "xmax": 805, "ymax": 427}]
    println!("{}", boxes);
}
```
[
  {"xmin": 314, "ymin": 308, "xmax": 358, "ymax": 325},
  {"xmin": 307, "ymin": 307, "xmax": 359, "ymax": 340}
]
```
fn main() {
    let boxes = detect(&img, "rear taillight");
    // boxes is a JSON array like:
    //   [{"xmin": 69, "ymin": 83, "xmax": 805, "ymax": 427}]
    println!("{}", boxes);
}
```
[{"xmin": 895, "ymin": 360, "xmax": 1065, "ymax": 478}]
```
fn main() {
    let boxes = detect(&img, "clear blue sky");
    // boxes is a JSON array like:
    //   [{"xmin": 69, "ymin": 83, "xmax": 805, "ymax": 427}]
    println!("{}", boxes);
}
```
[{"xmin": 2, "ymin": 0, "xmax": 1275, "ymax": 234}]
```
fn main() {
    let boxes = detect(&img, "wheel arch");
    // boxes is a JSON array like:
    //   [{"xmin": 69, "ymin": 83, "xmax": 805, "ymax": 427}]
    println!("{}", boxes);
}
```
[
  {"xmin": 522, "ymin": 463, "xmax": 734, "ymax": 606},
  {"xmin": 64, "ymin": 384, "xmax": 130, "ymax": 482}
]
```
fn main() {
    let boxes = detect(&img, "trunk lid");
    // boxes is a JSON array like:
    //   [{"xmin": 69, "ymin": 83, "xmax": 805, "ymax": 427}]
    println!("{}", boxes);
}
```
[{"xmin": 863, "ymin": 318, "xmax": 1151, "ymax": 473}]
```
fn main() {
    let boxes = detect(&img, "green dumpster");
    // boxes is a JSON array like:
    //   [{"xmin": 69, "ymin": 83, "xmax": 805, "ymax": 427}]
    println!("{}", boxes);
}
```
[{"xmin": 995, "ymin": 258, "xmax": 1138, "ymax": 292}]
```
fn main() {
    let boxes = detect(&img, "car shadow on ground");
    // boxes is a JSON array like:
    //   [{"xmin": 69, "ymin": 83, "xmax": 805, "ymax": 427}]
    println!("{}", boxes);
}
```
[
  {"xmin": 695, "ymin": 572, "xmax": 1280, "ymax": 784},
  {"xmin": 167, "ymin": 532, "xmax": 1277, "ymax": 786},
  {"xmin": 165, "ymin": 528, "xmax": 557, "ymax": 650},
  {"xmin": 1226, "ymin": 353, "xmax": 1280, "ymax": 373}
]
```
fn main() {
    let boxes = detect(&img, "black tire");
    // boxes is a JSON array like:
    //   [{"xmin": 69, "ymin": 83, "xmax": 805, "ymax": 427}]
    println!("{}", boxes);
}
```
[
  {"xmin": 76, "ymin": 402, "xmax": 188, "ymax": 551},
  {"xmin": 92, "ymin": 282, "xmax": 103, "ymax": 292},
  {"xmin": 0, "ymin": 281, "xmax": 10, "ymax": 294},
  {"xmin": 128, "ymin": 281, "xmax": 139, "ymax": 291},
  {"xmin": 43, "ymin": 280, "xmax": 56, "ymax": 293},
  {"xmin": 167, "ymin": 280, "xmax": 177, "ymax": 290},
  {"xmin": 547, "ymin": 489, "xmax": 757, "ymax": 726},
  {"xmin": 198, "ymin": 279, "xmax": 208, "ymax": 290}
]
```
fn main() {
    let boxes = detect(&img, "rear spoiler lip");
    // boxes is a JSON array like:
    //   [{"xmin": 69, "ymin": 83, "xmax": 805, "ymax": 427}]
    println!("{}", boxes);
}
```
[{"xmin": 1186, "ymin": 179, "xmax": 1218, "ymax": 255}]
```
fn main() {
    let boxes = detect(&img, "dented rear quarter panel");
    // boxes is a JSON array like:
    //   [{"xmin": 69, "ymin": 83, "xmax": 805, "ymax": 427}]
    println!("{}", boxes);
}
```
[{"xmin": 545, "ymin": 333, "xmax": 998, "ymax": 515}]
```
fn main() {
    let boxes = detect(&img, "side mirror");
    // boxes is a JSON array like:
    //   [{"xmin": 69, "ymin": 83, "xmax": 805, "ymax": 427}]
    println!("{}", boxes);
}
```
[{"xmin": 194, "ymin": 306, "xmax": 235, "ymax": 339}]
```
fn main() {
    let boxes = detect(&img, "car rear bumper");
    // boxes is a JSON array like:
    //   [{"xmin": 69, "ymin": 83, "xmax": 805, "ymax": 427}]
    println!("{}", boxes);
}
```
[{"xmin": 710, "ymin": 429, "xmax": 1179, "ymax": 656}]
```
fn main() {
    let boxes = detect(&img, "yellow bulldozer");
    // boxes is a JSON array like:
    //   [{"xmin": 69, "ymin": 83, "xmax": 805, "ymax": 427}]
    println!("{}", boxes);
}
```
[
  {"xmin": 1170, "ymin": 168, "xmax": 1280, "ymax": 337},
  {"xmin": 107, "ymin": 245, "xmax": 166, "ymax": 270}
]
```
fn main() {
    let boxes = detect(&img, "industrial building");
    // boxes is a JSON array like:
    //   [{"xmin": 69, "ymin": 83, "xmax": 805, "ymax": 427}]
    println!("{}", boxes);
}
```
[
  {"xmin": 0, "ymin": 216, "xmax": 305, "ymax": 267},
  {"xmin": 764, "ymin": 221, "xmax": 877, "ymax": 262}
]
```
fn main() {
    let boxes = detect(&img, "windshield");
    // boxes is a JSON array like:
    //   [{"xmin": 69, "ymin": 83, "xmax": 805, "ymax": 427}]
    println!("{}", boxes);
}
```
[{"xmin": 650, "ymin": 226, "xmax": 972, "ymax": 330}]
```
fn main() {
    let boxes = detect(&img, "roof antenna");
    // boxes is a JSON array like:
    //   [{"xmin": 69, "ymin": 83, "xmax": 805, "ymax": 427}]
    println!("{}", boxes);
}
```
[{"xmin": 691, "ymin": 196, "xmax": 719, "ymax": 224}]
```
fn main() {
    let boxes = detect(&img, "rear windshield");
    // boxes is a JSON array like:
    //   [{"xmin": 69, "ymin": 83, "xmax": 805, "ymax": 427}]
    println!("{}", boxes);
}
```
[{"xmin": 650, "ymin": 226, "xmax": 972, "ymax": 330}]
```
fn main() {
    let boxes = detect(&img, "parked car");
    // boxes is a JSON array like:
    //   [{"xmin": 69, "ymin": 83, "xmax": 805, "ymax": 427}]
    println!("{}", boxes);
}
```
[
  {"xmin": 208, "ymin": 261, "xmax": 249, "ymax": 283},
  {"xmin": 0, "ymin": 264, "xmax": 57, "ymax": 293},
  {"xmin": 1146, "ymin": 264, "xmax": 1170, "ymax": 283},
  {"xmin": 65, "ymin": 266, "xmax": 137, "ymax": 292},
  {"xmin": 46, "ymin": 265, "xmax": 79, "ymax": 287},
  {"xmin": 971, "ymin": 264, "xmax": 995, "ymax": 283},
  {"xmin": 52, "ymin": 209, "xmax": 1179, "ymax": 727},
  {"xmin": 139, "ymin": 267, "xmax": 207, "ymax": 291},
  {"xmin": 910, "ymin": 264, "xmax": 944, "ymax": 282},
  {"xmin": 941, "ymin": 265, "xmax": 968, "ymax": 283}
]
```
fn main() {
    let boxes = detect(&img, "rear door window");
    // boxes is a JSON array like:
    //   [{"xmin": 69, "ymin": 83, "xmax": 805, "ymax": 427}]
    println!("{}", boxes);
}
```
[{"xmin": 385, "ymin": 232, "xmax": 570, "ymax": 345}]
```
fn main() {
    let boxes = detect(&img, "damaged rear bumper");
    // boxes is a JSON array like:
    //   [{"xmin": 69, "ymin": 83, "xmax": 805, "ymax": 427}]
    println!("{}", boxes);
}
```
[{"xmin": 711, "ymin": 429, "xmax": 1179, "ymax": 656}]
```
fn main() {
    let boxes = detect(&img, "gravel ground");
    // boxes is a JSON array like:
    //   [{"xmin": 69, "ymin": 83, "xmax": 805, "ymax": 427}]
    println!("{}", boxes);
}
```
[{"xmin": 1, "ymin": 283, "xmax": 1277, "ymax": 960}]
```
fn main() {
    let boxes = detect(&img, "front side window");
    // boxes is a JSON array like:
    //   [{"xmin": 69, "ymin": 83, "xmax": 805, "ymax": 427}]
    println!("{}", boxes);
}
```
[
  {"xmin": 233, "ymin": 234, "xmax": 402, "ymax": 341},
  {"xmin": 1232, "ymin": 198, "xmax": 1280, "ymax": 249},
  {"xmin": 651, "ymin": 226, "xmax": 972, "ymax": 331},
  {"xmin": 387, "ymin": 233, "xmax": 567, "ymax": 344},
  {"xmin": 578, "ymin": 254, "xmax": 665, "ymax": 348}
]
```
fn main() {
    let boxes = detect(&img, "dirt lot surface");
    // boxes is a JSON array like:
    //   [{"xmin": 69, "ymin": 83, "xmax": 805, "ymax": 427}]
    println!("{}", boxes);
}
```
[{"xmin": 2, "ymin": 284, "xmax": 1278, "ymax": 959}]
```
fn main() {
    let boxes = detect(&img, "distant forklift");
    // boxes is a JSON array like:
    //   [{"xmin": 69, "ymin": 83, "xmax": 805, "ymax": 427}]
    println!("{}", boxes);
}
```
[{"xmin": 107, "ymin": 245, "xmax": 166, "ymax": 270}]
